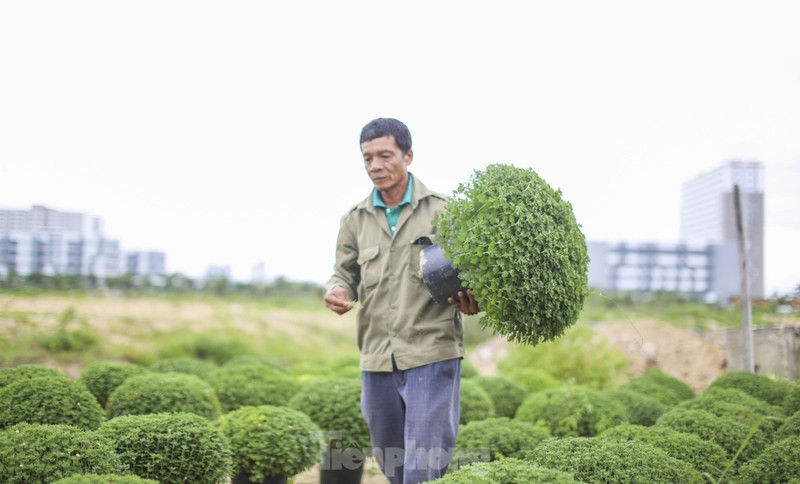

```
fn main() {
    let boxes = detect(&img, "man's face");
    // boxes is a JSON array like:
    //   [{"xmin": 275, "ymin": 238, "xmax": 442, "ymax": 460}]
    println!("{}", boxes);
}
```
[{"xmin": 361, "ymin": 135, "xmax": 413, "ymax": 192}]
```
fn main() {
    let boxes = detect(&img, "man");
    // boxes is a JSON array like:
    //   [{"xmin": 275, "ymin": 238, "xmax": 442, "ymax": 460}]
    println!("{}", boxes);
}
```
[{"xmin": 324, "ymin": 117, "xmax": 478, "ymax": 484}]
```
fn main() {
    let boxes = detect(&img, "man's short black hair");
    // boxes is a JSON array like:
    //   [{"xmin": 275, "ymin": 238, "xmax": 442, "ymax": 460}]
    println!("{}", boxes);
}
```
[{"xmin": 360, "ymin": 118, "xmax": 412, "ymax": 155}]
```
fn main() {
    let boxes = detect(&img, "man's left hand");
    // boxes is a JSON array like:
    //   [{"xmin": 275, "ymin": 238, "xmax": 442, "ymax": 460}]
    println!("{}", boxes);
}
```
[{"xmin": 448, "ymin": 289, "xmax": 479, "ymax": 315}]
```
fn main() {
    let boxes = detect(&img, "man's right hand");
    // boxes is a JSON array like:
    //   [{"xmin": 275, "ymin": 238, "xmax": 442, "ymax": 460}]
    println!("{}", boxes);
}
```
[{"xmin": 324, "ymin": 286, "xmax": 354, "ymax": 315}]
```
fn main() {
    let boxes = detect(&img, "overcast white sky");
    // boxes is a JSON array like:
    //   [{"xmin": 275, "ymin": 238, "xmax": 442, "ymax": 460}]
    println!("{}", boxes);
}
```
[{"xmin": 1, "ymin": 1, "xmax": 798, "ymax": 294}]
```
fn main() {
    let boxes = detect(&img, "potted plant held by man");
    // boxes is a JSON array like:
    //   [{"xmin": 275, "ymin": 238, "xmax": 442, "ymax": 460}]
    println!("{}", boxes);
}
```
[{"xmin": 422, "ymin": 163, "xmax": 590, "ymax": 345}]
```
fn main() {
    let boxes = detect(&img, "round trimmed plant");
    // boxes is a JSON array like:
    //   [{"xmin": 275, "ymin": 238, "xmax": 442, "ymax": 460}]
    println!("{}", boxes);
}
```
[
  {"xmin": 515, "ymin": 384, "xmax": 627, "ymax": 437},
  {"xmin": 106, "ymin": 372, "xmax": 221, "ymax": 420},
  {"xmin": 149, "ymin": 357, "xmax": 218, "ymax": 380},
  {"xmin": 459, "ymin": 378, "xmax": 494, "ymax": 424},
  {"xmin": 207, "ymin": 363, "xmax": 300, "ymax": 412},
  {"xmin": 707, "ymin": 371, "xmax": 792, "ymax": 407},
  {"xmin": 675, "ymin": 386, "xmax": 785, "ymax": 440},
  {"xmin": 222, "ymin": 355, "xmax": 288, "ymax": 372},
  {"xmin": 607, "ymin": 389, "xmax": 667, "ymax": 426},
  {"xmin": 655, "ymin": 408, "xmax": 768, "ymax": 462},
  {"xmin": 451, "ymin": 417, "xmax": 550, "ymax": 468},
  {"xmin": 617, "ymin": 368, "xmax": 695, "ymax": 406},
  {"xmin": 53, "ymin": 475, "xmax": 158, "ymax": 484},
  {"xmin": 472, "ymin": 376, "xmax": 528, "ymax": 418},
  {"xmin": 430, "ymin": 458, "xmax": 579, "ymax": 483},
  {"xmin": 79, "ymin": 361, "xmax": 149, "ymax": 408},
  {"xmin": 599, "ymin": 423, "xmax": 729, "ymax": 478},
  {"xmin": 0, "ymin": 423, "xmax": 123, "ymax": 483},
  {"xmin": 525, "ymin": 436, "xmax": 701, "ymax": 483},
  {"xmin": 288, "ymin": 377, "xmax": 370, "ymax": 453},
  {"xmin": 217, "ymin": 405, "xmax": 323, "ymax": 482},
  {"xmin": 433, "ymin": 163, "xmax": 589, "ymax": 345},
  {"xmin": 502, "ymin": 367, "xmax": 558, "ymax": 394},
  {"xmin": 776, "ymin": 409, "xmax": 800, "ymax": 440},
  {"xmin": 738, "ymin": 436, "xmax": 800, "ymax": 483},
  {"xmin": 784, "ymin": 383, "xmax": 800, "ymax": 416},
  {"xmin": 0, "ymin": 376, "xmax": 104, "ymax": 430},
  {"xmin": 98, "ymin": 412, "xmax": 232, "ymax": 484},
  {"xmin": 0, "ymin": 364, "xmax": 69, "ymax": 387}
]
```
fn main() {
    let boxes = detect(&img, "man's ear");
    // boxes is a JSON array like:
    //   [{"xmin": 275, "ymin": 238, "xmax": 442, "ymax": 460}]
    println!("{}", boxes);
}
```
[{"xmin": 405, "ymin": 149, "xmax": 414, "ymax": 166}]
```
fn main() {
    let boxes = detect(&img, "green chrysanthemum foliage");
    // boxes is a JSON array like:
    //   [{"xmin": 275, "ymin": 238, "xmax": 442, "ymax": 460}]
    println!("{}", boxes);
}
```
[
  {"xmin": 149, "ymin": 357, "xmax": 218, "ymax": 380},
  {"xmin": 0, "ymin": 364, "xmax": 69, "ymax": 387},
  {"xmin": 599, "ymin": 423, "xmax": 729, "ymax": 478},
  {"xmin": 434, "ymin": 164, "xmax": 589, "ymax": 345},
  {"xmin": 655, "ymin": 408, "xmax": 768, "ymax": 463},
  {"xmin": 776, "ymin": 409, "xmax": 800, "ymax": 440},
  {"xmin": 502, "ymin": 367, "xmax": 558, "ymax": 394},
  {"xmin": 617, "ymin": 368, "xmax": 695, "ymax": 406},
  {"xmin": 207, "ymin": 363, "xmax": 300, "ymax": 413},
  {"xmin": 0, "ymin": 423, "xmax": 123, "ymax": 484},
  {"xmin": 217, "ymin": 405, "xmax": 323, "ymax": 481},
  {"xmin": 451, "ymin": 417, "xmax": 550, "ymax": 468},
  {"xmin": 514, "ymin": 385, "xmax": 627, "ymax": 437},
  {"xmin": 222, "ymin": 355, "xmax": 288, "ymax": 372},
  {"xmin": 498, "ymin": 325, "xmax": 628, "ymax": 390},
  {"xmin": 460, "ymin": 358, "xmax": 479, "ymax": 378},
  {"xmin": 526, "ymin": 436, "xmax": 700, "ymax": 483},
  {"xmin": 288, "ymin": 377, "xmax": 371, "ymax": 452},
  {"xmin": 79, "ymin": 361, "xmax": 149, "ymax": 408},
  {"xmin": 472, "ymin": 376, "xmax": 528, "ymax": 418},
  {"xmin": 53, "ymin": 475, "xmax": 158, "ymax": 484},
  {"xmin": 607, "ymin": 389, "xmax": 667, "ymax": 426},
  {"xmin": 106, "ymin": 372, "xmax": 221, "ymax": 420},
  {"xmin": 738, "ymin": 436, "xmax": 800, "ymax": 484},
  {"xmin": 287, "ymin": 355, "xmax": 360, "ymax": 379},
  {"xmin": 674, "ymin": 387, "xmax": 785, "ymax": 440},
  {"xmin": 429, "ymin": 458, "xmax": 579, "ymax": 484},
  {"xmin": 98, "ymin": 412, "xmax": 232, "ymax": 484},
  {"xmin": 707, "ymin": 371, "xmax": 793, "ymax": 407},
  {"xmin": 0, "ymin": 376, "xmax": 104, "ymax": 430},
  {"xmin": 459, "ymin": 378, "xmax": 495, "ymax": 424},
  {"xmin": 784, "ymin": 384, "xmax": 800, "ymax": 416}
]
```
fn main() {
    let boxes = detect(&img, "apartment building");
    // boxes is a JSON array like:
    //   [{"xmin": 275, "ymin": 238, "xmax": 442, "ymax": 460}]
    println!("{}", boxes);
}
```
[{"xmin": 588, "ymin": 161, "xmax": 764, "ymax": 302}]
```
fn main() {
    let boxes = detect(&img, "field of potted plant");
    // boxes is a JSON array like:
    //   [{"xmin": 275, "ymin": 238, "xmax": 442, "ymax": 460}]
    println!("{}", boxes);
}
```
[{"xmin": 1, "ymin": 351, "xmax": 798, "ymax": 483}]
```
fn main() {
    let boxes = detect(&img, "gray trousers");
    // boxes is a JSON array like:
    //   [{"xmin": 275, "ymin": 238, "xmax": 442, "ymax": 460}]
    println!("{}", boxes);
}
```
[{"xmin": 361, "ymin": 358, "xmax": 461, "ymax": 484}]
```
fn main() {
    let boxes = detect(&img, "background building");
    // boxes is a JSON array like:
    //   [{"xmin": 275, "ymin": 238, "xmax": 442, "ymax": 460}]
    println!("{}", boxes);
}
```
[
  {"xmin": 0, "ymin": 205, "xmax": 170, "ymax": 280},
  {"xmin": 0, "ymin": 205, "xmax": 121, "ymax": 278},
  {"xmin": 124, "ymin": 251, "xmax": 166, "ymax": 277},
  {"xmin": 588, "ymin": 160, "xmax": 764, "ymax": 302},
  {"xmin": 679, "ymin": 160, "xmax": 764, "ymax": 298}
]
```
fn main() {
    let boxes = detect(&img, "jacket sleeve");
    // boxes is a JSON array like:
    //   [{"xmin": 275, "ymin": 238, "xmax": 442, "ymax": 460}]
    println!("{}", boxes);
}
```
[{"xmin": 324, "ymin": 213, "xmax": 359, "ymax": 301}]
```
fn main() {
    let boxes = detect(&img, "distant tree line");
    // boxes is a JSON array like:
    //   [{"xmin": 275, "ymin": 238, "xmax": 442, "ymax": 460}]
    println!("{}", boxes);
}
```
[{"xmin": 0, "ymin": 271, "xmax": 323, "ymax": 299}]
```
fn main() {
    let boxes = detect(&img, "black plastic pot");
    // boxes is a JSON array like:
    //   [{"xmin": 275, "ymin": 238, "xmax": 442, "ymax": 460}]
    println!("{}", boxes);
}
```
[
  {"xmin": 420, "ymin": 242, "xmax": 466, "ymax": 306},
  {"xmin": 320, "ymin": 463, "xmax": 364, "ymax": 484},
  {"xmin": 320, "ymin": 449, "xmax": 364, "ymax": 484},
  {"xmin": 232, "ymin": 471, "xmax": 288, "ymax": 484}
]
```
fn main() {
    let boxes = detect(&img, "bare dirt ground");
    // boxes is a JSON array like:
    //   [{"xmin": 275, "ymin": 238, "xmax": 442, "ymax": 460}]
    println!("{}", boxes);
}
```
[{"xmin": 589, "ymin": 319, "xmax": 727, "ymax": 391}]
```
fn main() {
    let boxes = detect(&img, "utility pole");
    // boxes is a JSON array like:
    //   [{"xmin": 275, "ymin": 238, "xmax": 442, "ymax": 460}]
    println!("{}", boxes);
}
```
[{"xmin": 733, "ymin": 184, "xmax": 755, "ymax": 373}]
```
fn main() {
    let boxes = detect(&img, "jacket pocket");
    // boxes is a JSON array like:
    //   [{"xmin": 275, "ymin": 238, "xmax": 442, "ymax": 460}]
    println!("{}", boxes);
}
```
[{"xmin": 357, "ymin": 245, "xmax": 381, "ymax": 290}]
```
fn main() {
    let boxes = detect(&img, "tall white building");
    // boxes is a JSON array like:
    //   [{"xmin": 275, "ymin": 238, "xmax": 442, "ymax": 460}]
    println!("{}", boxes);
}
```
[
  {"xmin": 0, "ymin": 205, "xmax": 121, "ymax": 278},
  {"xmin": 587, "ymin": 160, "xmax": 765, "ymax": 303},
  {"xmin": 679, "ymin": 161, "xmax": 764, "ymax": 298}
]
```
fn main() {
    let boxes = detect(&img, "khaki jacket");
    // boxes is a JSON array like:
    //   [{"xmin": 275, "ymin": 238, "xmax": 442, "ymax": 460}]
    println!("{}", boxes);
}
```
[{"xmin": 325, "ymin": 175, "xmax": 465, "ymax": 371}]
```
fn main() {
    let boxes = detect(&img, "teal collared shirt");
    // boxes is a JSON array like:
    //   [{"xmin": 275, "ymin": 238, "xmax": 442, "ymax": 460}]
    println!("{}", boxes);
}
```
[{"xmin": 372, "ymin": 175, "xmax": 414, "ymax": 236}]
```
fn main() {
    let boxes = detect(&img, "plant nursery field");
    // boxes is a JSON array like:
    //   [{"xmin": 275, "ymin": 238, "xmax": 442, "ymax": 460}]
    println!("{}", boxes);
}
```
[{"xmin": 1, "ymin": 291, "xmax": 798, "ymax": 483}]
